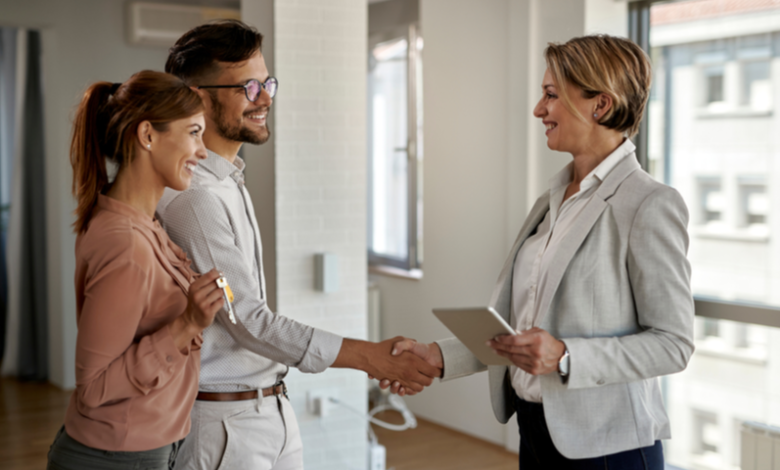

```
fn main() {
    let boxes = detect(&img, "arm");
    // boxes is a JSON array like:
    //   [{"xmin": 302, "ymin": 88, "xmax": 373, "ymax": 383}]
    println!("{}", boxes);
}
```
[
  {"xmin": 162, "ymin": 191, "xmax": 440, "ymax": 390},
  {"xmin": 75, "ymin": 256, "xmax": 185, "ymax": 408},
  {"xmin": 562, "ymin": 186, "xmax": 695, "ymax": 389},
  {"xmin": 491, "ymin": 186, "xmax": 695, "ymax": 387},
  {"xmin": 162, "ymin": 190, "xmax": 342, "ymax": 373}
]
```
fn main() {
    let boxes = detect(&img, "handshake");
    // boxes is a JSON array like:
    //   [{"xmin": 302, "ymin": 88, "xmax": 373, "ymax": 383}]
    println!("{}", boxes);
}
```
[
  {"xmin": 342, "ymin": 337, "xmax": 444, "ymax": 396},
  {"xmin": 342, "ymin": 328, "xmax": 566, "ymax": 395}
]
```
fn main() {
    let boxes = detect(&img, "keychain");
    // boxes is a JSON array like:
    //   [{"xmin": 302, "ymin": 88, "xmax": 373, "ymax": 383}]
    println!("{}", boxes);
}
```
[{"xmin": 216, "ymin": 276, "xmax": 237, "ymax": 324}]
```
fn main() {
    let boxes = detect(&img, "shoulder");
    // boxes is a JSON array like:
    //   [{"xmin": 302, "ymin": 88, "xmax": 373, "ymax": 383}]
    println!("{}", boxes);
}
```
[
  {"xmin": 612, "ymin": 170, "xmax": 685, "ymax": 214},
  {"xmin": 158, "ymin": 187, "xmax": 227, "ymax": 223},
  {"xmin": 77, "ymin": 212, "xmax": 154, "ymax": 274}
]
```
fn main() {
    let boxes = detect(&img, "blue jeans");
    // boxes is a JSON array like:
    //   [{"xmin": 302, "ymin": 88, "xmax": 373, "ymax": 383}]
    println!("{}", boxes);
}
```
[
  {"xmin": 47, "ymin": 426, "xmax": 183, "ymax": 470},
  {"xmin": 513, "ymin": 394, "xmax": 664, "ymax": 470}
]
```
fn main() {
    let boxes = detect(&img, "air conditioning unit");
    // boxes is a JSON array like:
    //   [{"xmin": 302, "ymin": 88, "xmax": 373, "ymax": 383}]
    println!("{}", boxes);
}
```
[{"xmin": 126, "ymin": 2, "xmax": 241, "ymax": 47}]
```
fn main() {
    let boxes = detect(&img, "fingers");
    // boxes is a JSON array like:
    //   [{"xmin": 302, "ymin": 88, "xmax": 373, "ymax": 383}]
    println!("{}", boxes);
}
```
[
  {"xmin": 391, "ymin": 338, "xmax": 418, "ymax": 356},
  {"xmin": 190, "ymin": 268, "xmax": 222, "ymax": 291}
]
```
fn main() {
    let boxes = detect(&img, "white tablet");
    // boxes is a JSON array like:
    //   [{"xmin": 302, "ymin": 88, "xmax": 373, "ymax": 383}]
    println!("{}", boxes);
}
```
[{"xmin": 433, "ymin": 307, "xmax": 517, "ymax": 367}]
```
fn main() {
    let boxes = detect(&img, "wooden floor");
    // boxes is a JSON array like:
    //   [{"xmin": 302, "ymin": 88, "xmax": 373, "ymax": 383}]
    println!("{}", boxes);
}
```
[
  {"xmin": 371, "ymin": 411, "xmax": 516, "ymax": 470},
  {"xmin": 0, "ymin": 378, "xmax": 516, "ymax": 470}
]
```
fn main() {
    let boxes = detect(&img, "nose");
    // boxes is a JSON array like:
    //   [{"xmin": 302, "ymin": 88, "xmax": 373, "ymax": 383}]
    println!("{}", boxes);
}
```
[
  {"xmin": 254, "ymin": 86, "xmax": 273, "ymax": 107},
  {"xmin": 533, "ymin": 97, "xmax": 545, "ymax": 119},
  {"xmin": 195, "ymin": 140, "xmax": 208, "ymax": 160}
]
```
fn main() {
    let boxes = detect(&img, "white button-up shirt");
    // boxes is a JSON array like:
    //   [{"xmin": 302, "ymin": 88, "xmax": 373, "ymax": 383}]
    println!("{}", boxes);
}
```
[{"xmin": 511, "ymin": 139, "xmax": 636, "ymax": 402}]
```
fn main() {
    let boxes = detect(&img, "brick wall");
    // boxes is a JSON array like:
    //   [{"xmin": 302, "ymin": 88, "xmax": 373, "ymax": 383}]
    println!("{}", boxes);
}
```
[{"xmin": 273, "ymin": 0, "xmax": 368, "ymax": 468}]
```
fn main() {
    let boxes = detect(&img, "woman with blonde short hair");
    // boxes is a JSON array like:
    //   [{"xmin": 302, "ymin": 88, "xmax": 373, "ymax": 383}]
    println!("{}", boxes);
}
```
[{"xmin": 389, "ymin": 35, "xmax": 695, "ymax": 469}]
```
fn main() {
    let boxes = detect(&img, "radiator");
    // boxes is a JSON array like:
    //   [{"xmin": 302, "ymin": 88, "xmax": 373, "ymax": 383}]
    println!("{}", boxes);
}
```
[{"xmin": 741, "ymin": 421, "xmax": 780, "ymax": 470}]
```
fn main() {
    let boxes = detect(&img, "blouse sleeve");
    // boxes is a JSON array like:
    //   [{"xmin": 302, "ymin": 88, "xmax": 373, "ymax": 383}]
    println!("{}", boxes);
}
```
[{"xmin": 74, "ymin": 250, "xmax": 191, "ymax": 409}]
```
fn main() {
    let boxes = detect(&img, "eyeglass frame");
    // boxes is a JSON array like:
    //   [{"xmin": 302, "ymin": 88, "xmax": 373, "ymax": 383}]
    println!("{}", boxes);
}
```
[{"xmin": 197, "ymin": 77, "xmax": 278, "ymax": 101}]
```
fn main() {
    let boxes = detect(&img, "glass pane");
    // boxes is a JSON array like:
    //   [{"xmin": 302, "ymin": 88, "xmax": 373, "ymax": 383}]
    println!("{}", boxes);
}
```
[
  {"xmin": 664, "ymin": 319, "xmax": 780, "ymax": 470},
  {"xmin": 648, "ymin": 0, "xmax": 780, "ymax": 306},
  {"xmin": 369, "ymin": 37, "xmax": 409, "ymax": 260},
  {"xmin": 647, "ymin": 2, "xmax": 780, "ymax": 469}
]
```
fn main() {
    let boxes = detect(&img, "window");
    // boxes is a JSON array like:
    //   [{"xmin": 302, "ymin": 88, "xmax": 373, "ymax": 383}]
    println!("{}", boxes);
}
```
[
  {"xmin": 367, "ymin": 4, "xmax": 423, "ymax": 274},
  {"xmin": 635, "ymin": 1, "xmax": 780, "ymax": 469},
  {"xmin": 704, "ymin": 65, "xmax": 725, "ymax": 105},
  {"xmin": 742, "ymin": 60, "xmax": 771, "ymax": 110},
  {"xmin": 697, "ymin": 178, "xmax": 724, "ymax": 225}
]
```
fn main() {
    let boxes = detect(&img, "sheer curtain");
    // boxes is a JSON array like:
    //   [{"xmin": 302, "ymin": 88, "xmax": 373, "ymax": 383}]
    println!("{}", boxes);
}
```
[{"xmin": 0, "ymin": 28, "xmax": 49, "ymax": 381}]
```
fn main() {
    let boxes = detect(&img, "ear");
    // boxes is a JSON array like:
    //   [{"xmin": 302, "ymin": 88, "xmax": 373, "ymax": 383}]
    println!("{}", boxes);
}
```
[
  {"xmin": 595, "ymin": 93, "xmax": 614, "ymax": 116},
  {"xmin": 136, "ymin": 120, "xmax": 153, "ymax": 151},
  {"xmin": 192, "ymin": 87, "xmax": 213, "ymax": 110}
]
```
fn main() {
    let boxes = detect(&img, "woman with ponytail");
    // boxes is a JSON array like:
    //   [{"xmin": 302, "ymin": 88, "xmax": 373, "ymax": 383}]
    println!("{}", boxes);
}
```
[{"xmin": 47, "ymin": 70, "xmax": 225, "ymax": 470}]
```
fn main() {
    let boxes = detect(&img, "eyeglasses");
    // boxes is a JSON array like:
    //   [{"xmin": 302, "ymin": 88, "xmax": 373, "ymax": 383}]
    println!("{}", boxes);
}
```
[{"xmin": 198, "ymin": 77, "xmax": 278, "ymax": 102}]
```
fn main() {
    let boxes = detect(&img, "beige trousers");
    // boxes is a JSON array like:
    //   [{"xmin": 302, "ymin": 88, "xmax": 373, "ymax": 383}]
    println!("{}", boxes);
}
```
[{"xmin": 174, "ymin": 395, "xmax": 303, "ymax": 470}]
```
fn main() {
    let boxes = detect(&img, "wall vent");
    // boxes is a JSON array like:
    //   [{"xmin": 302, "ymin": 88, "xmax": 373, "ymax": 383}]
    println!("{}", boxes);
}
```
[{"xmin": 126, "ymin": 2, "xmax": 240, "ymax": 47}]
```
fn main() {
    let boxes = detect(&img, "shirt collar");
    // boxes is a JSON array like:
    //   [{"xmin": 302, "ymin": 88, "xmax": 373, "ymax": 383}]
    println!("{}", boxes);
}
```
[
  {"xmin": 549, "ymin": 138, "xmax": 636, "ymax": 194},
  {"xmin": 200, "ymin": 149, "xmax": 246, "ymax": 185},
  {"xmin": 96, "ymin": 194, "xmax": 157, "ymax": 230}
]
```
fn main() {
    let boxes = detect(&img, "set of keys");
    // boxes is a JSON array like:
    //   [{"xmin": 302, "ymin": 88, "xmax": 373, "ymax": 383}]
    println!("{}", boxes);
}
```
[{"xmin": 216, "ymin": 276, "xmax": 237, "ymax": 324}]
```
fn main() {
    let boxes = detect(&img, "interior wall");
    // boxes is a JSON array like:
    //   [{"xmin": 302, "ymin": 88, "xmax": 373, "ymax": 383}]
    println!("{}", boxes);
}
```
[
  {"xmin": 0, "ymin": 0, "xmax": 195, "ymax": 388},
  {"xmin": 375, "ymin": 0, "xmax": 627, "ymax": 451},
  {"xmin": 266, "ymin": 0, "xmax": 369, "ymax": 468}
]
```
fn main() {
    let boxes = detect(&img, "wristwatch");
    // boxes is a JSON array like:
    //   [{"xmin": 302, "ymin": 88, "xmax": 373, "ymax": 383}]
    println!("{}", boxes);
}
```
[{"xmin": 557, "ymin": 344, "xmax": 570, "ymax": 378}]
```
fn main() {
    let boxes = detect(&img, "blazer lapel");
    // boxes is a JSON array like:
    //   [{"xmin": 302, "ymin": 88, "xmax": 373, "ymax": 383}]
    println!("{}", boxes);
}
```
[
  {"xmin": 489, "ymin": 193, "xmax": 551, "ymax": 321},
  {"xmin": 535, "ymin": 155, "xmax": 642, "ymax": 328}
]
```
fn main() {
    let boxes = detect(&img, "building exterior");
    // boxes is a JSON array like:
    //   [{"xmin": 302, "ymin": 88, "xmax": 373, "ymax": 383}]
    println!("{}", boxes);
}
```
[{"xmin": 647, "ymin": 1, "xmax": 780, "ymax": 468}]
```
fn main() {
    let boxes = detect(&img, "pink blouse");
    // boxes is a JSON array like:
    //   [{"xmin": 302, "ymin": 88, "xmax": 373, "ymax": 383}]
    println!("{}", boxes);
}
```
[{"xmin": 64, "ymin": 195, "xmax": 202, "ymax": 451}]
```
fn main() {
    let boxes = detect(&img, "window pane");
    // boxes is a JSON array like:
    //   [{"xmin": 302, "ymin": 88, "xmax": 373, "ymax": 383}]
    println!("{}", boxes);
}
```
[
  {"xmin": 648, "ymin": 2, "xmax": 780, "ymax": 469},
  {"xmin": 369, "ymin": 37, "xmax": 409, "ymax": 261}
]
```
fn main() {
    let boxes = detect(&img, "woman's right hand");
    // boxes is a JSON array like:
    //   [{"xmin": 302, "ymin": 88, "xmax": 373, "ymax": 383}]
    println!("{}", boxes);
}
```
[{"xmin": 170, "ymin": 268, "xmax": 225, "ymax": 350}]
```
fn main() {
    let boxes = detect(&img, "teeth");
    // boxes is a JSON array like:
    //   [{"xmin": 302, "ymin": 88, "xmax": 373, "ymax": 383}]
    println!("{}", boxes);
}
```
[
  {"xmin": 185, "ymin": 162, "xmax": 196, "ymax": 171},
  {"xmin": 546, "ymin": 124, "xmax": 556, "ymax": 130}
]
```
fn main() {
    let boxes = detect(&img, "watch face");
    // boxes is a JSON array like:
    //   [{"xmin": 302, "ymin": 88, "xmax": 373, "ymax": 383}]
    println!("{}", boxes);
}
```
[{"xmin": 559, "ymin": 351, "xmax": 570, "ymax": 376}]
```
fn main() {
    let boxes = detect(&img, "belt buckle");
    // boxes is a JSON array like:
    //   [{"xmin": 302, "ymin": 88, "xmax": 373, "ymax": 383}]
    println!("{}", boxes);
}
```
[{"xmin": 278, "ymin": 381, "xmax": 288, "ymax": 400}]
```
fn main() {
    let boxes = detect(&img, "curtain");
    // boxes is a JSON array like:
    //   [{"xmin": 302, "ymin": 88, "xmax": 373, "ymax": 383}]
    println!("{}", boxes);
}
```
[
  {"xmin": 0, "ymin": 28, "xmax": 16, "ymax": 368},
  {"xmin": 0, "ymin": 28, "xmax": 49, "ymax": 381}
]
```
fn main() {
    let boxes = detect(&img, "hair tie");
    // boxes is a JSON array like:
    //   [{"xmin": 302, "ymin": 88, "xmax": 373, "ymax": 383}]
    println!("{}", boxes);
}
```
[{"xmin": 110, "ymin": 82, "xmax": 121, "ymax": 94}]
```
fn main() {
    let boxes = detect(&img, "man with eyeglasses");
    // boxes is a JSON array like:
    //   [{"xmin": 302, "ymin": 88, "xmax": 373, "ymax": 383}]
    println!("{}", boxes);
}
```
[{"xmin": 156, "ymin": 20, "xmax": 440, "ymax": 470}]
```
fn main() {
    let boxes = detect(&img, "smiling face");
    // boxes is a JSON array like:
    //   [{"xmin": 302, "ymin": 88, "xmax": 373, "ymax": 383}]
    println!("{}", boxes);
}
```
[
  {"xmin": 533, "ymin": 68, "xmax": 600, "ymax": 156},
  {"xmin": 149, "ymin": 113, "xmax": 207, "ymax": 191},
  {"xmin": 204, "ymin": 50, "xmax": 272, "ymax": 145}
]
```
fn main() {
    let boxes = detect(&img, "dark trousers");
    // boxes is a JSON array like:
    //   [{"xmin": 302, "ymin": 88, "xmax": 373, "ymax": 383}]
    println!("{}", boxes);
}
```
[
  {"xmin": 47, "ymin": 426, "xmax": 183, "ymax": 470},
  {"xmin": 513, "ymin": 394, "xmax": 664, "ymax": 470}
]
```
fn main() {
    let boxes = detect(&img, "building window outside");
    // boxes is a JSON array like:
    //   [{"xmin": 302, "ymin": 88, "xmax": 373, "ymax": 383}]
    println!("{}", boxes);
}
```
[
  {"xmin": 640, "ymin": 1, "xmax": 780, "ymax": 469},
  {"xmin": 704, "ymin": 65, "xmax": 725, "ymax": 105}
]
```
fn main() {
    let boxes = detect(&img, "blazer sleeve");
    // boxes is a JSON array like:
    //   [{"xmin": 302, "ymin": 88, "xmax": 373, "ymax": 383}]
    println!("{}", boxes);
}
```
[
  {"xmin": 436, "ymin": 337, "xmax": 487, "ymax": 380},
  {"xmin": 563, "ymin": 185, "xmax": 696, "ymax": 390}
]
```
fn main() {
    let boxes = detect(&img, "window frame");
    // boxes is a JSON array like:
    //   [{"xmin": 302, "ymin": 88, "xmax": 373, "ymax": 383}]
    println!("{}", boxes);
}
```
[
  {"xmin": 367, "ymin": 23, "xmax": 423, "ymax": 276},
  {"xmin": 630, "ymin": 0, "xmax": 780, "ymax": 324}
]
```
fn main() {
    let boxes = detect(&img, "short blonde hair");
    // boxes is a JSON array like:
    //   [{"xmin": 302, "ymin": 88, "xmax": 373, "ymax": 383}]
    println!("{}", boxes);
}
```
[{"xmin": 544, "ymin": 35, "xmax": 652, "ymax": 137}]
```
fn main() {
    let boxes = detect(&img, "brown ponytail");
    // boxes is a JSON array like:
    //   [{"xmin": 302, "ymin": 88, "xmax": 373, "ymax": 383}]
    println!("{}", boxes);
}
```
[{"xmin": 70, "ymin": 70, "xmax": 203, "ymax": 233}]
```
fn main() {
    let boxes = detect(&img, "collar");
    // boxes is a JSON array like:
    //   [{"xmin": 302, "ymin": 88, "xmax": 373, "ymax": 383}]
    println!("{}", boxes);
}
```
[
  {"xmin": 96, "ymin": 194, "xmax": 157, "ymax": 230},
  {"xmin": 549, "ymin": 138, "xmax": 636, "ymax": 195},
  {"xmin": 200, "ymin": 149, "xmax": 247, "ymax": 185}
]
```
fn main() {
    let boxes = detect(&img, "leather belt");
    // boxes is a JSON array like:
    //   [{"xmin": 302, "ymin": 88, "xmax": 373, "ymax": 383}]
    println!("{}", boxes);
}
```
[{"xmin": 196, "ymin": 382, "xmax": 287, "ymax": 402}]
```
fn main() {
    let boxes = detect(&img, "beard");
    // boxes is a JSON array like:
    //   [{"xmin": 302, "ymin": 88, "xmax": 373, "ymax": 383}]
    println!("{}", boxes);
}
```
[{"xmin": 210, "ymin": 94, "xmax": 270, "ymax": 145}]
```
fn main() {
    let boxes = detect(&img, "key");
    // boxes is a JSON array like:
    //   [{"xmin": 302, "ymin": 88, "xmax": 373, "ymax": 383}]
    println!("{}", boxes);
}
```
[{"xmin": 216, "ymin": 276, "xmax": 237, "ymax": 324}]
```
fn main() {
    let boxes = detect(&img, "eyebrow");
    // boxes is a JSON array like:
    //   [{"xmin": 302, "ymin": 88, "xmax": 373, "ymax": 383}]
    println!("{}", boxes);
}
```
[
  {"xmin": 543, "ymin": 84, "xmax": 556, "ymax": 91},
  {"xmin": 188, "ymin": 124, "xmax": 203, "ymax": 131}
]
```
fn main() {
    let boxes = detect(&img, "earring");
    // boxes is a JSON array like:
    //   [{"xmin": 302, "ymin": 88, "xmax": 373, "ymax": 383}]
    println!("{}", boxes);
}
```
[
  {"xmin": 593, "ymin": 113, "xmax": 598, "ymax": 119},
  {"xmin": 147, "ymin": 144, "xmax": 151, "ymax": 149}
]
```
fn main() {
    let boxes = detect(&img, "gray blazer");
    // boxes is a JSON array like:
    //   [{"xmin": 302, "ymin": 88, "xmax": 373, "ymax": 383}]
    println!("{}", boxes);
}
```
[{"xmin": 437, "ymin": 154, "xmax": 695, "ymax": 459}]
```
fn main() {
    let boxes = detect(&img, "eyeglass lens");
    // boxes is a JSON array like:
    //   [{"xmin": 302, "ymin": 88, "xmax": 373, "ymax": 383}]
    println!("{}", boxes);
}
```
[{"xmin": 246, "ymin": 78, "xmax": 278, "ymax": 101}]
